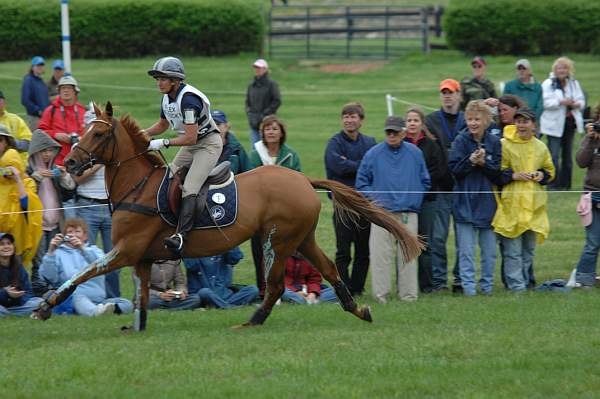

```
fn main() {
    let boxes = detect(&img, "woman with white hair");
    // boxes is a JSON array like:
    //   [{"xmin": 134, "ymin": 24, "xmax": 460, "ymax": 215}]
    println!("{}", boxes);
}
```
[{"xmin": 540, "ymin": 57, "xmax": 586, "ymax": 190}]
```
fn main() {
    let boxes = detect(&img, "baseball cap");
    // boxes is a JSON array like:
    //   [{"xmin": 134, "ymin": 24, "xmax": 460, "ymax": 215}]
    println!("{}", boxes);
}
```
[
  {"xmin": 52, "ymin": 59, "xmax": 65, "ymax": 70},
  {"xmin": 515, "ymin": 59, "xmax": 531, "ymax": 70},
  {"xmin": 252, "ymin": 59, "xmax": 268, "ymax": 69},
  {"xmin": 0, "ymin": 232, "xmax": 15, "ymax": 243},
  {"xmin": 439, "ymin": 78, "xmax": 460, "ymax": 93},
  {"xmin": 384, "ymin": 116, "xmax": 405, "ymax": 132},
  {"xmin": 514, "ymin": 107, "xmax": 536, "ymax": 121},
  {"xmin": 471, "ymin": 56, "xmax": 486, "ymax": 67},
  {"xmin": 211, "ymin": 109, "xmax": 228, "ymax": 124},
  {"xmin": 31, "ymin": 56, "xmax": 45, "ymax": 66}
]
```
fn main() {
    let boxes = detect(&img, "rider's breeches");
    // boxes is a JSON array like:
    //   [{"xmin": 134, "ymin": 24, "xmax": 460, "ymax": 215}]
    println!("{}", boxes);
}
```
[{"xmin": 171, "ymin": 133, "xmax": 223, "ymax": 197}]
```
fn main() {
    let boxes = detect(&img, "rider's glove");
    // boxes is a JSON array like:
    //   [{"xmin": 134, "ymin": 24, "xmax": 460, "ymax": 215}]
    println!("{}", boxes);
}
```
[{"xmin": 148, "ymin": 139, "xmax": 166, "ymax": 151}]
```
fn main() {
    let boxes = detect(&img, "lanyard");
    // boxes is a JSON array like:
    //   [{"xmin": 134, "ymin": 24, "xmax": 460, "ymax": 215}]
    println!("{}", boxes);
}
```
[
  {"xmin": 58, "ymin": 104, "xmax": 80, "ymax": 130},
  {"xmin": 438, "ymin": 109, "xmax": 464, "ymax": 143}
]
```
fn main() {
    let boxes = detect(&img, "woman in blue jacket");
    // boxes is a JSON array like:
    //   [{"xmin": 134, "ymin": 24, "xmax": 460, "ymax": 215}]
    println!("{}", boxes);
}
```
[
  {"xmin": 20, "ymin": 56, "xmax": 50, "ymax": 130},
  {"xmin": 449, "ymin": 100, "xmax": 501, "ymax": 296}
]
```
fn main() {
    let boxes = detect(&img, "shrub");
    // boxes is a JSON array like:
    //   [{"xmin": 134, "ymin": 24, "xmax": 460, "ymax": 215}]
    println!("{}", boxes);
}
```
[
  {"xmin": 444, "ymin": 0, "xmax": 600, "ymax": 55},
  {"xmin": 0, "ymin": 0, "xmax": 264, "ymax": 60}
]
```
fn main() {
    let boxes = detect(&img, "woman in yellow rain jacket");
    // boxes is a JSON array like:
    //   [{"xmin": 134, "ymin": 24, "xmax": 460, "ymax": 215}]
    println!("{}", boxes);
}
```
[
  {"xmin": 0, "ymin": 125, "xmax": 42, "ymax": 266},
  {"xmin": 492, "ymin": 108, "xmax": 555, "ymax": 292}
]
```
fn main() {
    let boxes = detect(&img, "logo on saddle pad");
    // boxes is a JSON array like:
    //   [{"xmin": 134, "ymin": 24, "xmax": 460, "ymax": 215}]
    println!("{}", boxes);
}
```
[
  {"xmin": 210, "ymin": 205, "xmax": 226, "ymax": 221},
  {"xmin": 212, "ymin": 193, "xmax": 226, "ymax": 204}
]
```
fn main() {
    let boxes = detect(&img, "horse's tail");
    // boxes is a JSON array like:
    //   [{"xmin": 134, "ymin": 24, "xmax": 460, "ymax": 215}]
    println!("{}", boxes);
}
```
[{"xmin": 309, "ymin": 178, "xmax": 424, "ymax": 262}]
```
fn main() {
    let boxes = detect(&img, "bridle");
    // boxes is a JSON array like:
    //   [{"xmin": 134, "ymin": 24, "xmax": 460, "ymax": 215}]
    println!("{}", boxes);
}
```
[{"xmin": 71, "ymin": 117, "xmax": 162, "ymax": 213}]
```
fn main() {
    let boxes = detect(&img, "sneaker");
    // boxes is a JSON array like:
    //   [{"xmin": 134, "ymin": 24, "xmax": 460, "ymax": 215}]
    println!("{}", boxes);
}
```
[{"xmin": 96, "ymin": 303, "xmax": 115, "ymax": 316}]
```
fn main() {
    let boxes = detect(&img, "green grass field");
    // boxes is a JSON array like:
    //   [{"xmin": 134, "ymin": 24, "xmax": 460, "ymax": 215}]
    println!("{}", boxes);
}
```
[{"xmin": 2, "ymin": 51, "xmax": 600, "ymax": 398}]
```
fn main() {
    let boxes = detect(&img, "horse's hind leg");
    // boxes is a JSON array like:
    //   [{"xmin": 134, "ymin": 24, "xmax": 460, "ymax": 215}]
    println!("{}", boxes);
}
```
[
  {"xmin": 298, "ymin": 233, "xmax": 372, "ymax": 323},
  {"xmin": 122, "ymin": 262, "xmax": 151, "ymax": 332}
]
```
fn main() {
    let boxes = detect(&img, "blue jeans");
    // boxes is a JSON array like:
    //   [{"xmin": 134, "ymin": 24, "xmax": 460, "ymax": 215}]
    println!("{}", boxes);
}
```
[
  {"xmin": 501, "ymin": 231, "xmax": 537, "ymax": 292},
  {"xmin": 197, "ymin": 285, "xmax": 259, "ymax": 309},
  {"xmin": 456, "ymin": 223, "xmax": 497, "ymax": 296},
  {"xmin": 77, "ymin": 197, "xmax": 120, "ymax": 298},
  {"xmin": 148, "ymin": 294, "xmax": 201, "ymax": 311},
  {"xmin": 249, "ymin": 127, "xmax": 261, "ymax": 146},
  {"xmin": 0, "ymin": 297, "xmax": 43, "ymax": 317},
  {"xmin": 73, "ymin": 294, "xmax": 133, "ymax": 317},
  {"xmin": 431, "ymin": 193, "xmax": 461, "ymax": 289},
  {"xmin": 62, "ymin": 198, "xmax": 78, "ymax": 220},
  {"xmin": 281, "ymin": 287, "xmax": 338, "ymax": 304},
  {"xmin": 576, "ymin": 206, "xmax": 600, "ymax": 286}
]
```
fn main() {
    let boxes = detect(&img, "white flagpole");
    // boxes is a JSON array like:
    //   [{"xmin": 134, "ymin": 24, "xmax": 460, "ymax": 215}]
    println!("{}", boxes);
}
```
[{"xmin": 61, "ymin": 0, "xmax": 72, "ymax": 75}]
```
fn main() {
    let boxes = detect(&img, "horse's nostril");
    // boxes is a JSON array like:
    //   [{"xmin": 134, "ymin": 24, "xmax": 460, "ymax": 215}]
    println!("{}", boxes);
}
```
[{"xmin": 65, "ymin": 159, "xmax": 75, "ymax": 166}]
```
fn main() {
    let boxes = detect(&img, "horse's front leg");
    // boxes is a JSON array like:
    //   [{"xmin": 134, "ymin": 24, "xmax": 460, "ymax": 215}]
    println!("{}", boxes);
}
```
[{"xmin": 31, "ymin": 248, "xmax": 122, "ymax": 321}]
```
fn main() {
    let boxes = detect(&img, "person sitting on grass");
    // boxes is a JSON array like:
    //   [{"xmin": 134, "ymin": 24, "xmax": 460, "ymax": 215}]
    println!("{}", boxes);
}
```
[
  {"xmin": 184, "ymin": 247, "xmax": 259, "ymax": 309},
  {"xmin": 0, "ymin": 232, "xmax": 44, "ymax": 317},
  {"xmin": 148, "ymin": 260, "xmax": 201, "ymax": 311},
  {"xmin": 281, "ymin": 252, "xmax": 337, "ymax": 305},
  {"xmin": 39, "ymin": 218, "xmax": 133, "ymax": 317},
  {"xmin": 492, "ymin": 108, "xmax": 554, "ymax": 292}
]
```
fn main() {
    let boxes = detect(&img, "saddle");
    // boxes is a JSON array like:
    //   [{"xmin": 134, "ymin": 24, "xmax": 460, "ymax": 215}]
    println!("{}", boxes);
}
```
[{"xmin": 158, "ymin": 161, "xmax": 238, "ymax": 229}]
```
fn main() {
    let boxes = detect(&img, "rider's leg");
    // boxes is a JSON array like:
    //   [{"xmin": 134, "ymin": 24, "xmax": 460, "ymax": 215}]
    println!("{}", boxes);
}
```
[{"xmin": 165, "ymin": 133, "xmax": 222, "ymax": 253}]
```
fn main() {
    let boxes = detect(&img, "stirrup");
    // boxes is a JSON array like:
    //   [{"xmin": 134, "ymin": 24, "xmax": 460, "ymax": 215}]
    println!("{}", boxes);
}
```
[{"xmin": 164, "ymin": 233, "xmax": 184, "ymax": 252}]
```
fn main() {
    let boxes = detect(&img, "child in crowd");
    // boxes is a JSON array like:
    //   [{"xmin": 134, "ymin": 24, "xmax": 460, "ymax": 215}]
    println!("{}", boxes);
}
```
[
  {"xmin": 282, "ymin": 252, "xmax": 337, "ymax": 305},
  {"xmin": 493, "ymin": 108, "xmax": 554, "ymax": 292}
]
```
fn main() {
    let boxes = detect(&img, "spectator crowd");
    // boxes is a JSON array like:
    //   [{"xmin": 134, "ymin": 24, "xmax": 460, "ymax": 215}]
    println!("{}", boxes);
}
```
[{"xmin": 1, "ymin": 54, "xmax": 598, "ymax": 318}]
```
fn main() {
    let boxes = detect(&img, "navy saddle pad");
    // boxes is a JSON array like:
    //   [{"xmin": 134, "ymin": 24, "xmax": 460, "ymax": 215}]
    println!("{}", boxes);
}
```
[{"xmin": 157, "ymin": 170, "xmax": 238, "ymax": 229}]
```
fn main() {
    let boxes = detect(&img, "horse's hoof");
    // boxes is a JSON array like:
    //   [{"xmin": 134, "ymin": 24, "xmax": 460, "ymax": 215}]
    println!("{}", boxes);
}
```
[
  {"xmin": 31, "ymin": 303, "xmax": 52, "ymax": 321},
  {"xmin": 360, "ymin": 305, "xmax": 373, "ymax": 323}
]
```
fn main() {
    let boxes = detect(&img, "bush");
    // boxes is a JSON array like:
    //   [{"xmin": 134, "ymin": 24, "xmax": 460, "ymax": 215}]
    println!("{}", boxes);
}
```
[
  {"xmin": 0, "ymin": 0, "xmax": 264, "ymax": 60},
  {"xmin": 444, "ymin": 0, "xmax": 600, "ymax": 55}
]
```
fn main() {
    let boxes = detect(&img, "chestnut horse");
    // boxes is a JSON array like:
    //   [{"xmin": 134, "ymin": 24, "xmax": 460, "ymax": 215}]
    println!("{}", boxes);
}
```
[{"xmin": 32, "ymin": 103, "xmax": 422, "ymax": 331}]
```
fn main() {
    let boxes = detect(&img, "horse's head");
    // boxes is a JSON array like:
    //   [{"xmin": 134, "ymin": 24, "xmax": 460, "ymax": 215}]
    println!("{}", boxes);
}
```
[{"xmin": 64, "ymin": 102, "xmax": 117, "ymax": 176}]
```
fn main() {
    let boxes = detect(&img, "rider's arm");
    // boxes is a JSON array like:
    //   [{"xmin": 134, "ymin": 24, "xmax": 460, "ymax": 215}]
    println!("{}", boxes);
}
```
[
  {"xmin": 167, "ymin": 123, "xmax": 197, "ymax": 146},
  {"xmin": 143, "ymin": 118, "xmax": 170, "ymax": 137}
]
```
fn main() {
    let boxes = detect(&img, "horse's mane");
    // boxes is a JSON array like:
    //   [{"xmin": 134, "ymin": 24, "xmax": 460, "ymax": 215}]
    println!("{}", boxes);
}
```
[{"xmin": 119, "ymin": 114, "xmax": 165, "ymax": 166}]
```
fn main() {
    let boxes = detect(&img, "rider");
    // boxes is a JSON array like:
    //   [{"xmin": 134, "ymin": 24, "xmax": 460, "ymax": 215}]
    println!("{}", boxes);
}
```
[{"xmin": 143, "ymin": 57, "xmax": 223, "ymax": 254}]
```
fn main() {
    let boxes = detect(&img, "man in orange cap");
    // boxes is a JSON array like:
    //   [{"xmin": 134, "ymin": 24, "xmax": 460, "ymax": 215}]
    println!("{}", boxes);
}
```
[{"xmin": 424, "ymin": 78, "xmax": 467, "ymax": 293}]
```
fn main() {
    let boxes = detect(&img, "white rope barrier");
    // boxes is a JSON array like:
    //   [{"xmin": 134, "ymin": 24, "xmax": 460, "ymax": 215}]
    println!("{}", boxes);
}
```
[{"xmin": 0, "ymin": 189, "xmax": 584, "ymax": 215}]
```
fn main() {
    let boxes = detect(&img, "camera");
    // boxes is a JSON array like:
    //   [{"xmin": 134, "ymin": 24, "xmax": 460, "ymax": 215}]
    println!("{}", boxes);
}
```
[
  {"xmin": 61, "ymin": 235, "xmax": 71, "ymax": 244},
  {"xmin": 172, "ymin": 291, "xmax": 182, "ymax": 300},
  {"xmin": 592, "ymin": 122, "xmax": 600, "ymax": 133},
  {"xmin": 70, "ymin": 133, "xmax": 80, "ymax": 144},
  {"xmin": 0, "ymin": 167, "xmax": 14, "ymax": 177}
]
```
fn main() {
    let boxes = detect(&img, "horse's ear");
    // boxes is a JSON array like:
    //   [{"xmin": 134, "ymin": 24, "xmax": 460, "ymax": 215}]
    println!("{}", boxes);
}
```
[
  {"xmin": 93, "ymin": 102, "xmax": 102, "ymax": 117},
  {"xmin": 105, "ymin": 102, "xmax": 113, "ymax": 118}
]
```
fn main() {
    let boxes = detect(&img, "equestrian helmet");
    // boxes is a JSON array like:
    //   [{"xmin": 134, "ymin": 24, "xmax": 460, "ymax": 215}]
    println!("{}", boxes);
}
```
[{"xmin": 148, "ymin": 57, "xmax": 186, "ymax": 80}]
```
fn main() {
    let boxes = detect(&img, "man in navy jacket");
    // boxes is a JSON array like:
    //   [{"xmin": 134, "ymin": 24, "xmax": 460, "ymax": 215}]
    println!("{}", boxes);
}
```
[{"xmin": 324, "ymin": 102, "xmax": 376, "ymax": 296}]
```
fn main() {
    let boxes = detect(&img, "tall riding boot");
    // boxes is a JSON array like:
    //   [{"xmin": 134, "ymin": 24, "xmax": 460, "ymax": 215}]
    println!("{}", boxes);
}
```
[{"xmin": 164, "ymin": 194, "xmax": 197, "ymax": 254}]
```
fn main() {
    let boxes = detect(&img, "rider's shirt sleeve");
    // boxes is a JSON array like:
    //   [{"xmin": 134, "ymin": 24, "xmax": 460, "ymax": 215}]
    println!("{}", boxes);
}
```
[{"xmin": 180, "ymin": 93, "xmax": 204, "ymax": 125}]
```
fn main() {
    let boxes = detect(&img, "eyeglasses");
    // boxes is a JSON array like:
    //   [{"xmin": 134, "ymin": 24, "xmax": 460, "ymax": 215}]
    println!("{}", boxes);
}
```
[
  {"xmin": 517, "ymin": 66, "xmax": 527, "ymax": 70},
  {"xmin": 472, "ymin": 64, "xmax": 483, "ymax": 69}
]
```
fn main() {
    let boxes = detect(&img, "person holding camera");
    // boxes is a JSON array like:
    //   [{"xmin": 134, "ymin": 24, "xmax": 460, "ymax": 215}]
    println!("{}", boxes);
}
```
[
  {"xmin": 572, "ymin": 119, "xmax": 600, "ymax": 288},
  {"xmin": 449, "ymin": 100, "xmax": 501, "ymax": 296},
  {"xmin": 39, "ymin": 218, "xmax": 133, "ymax": 317},
  {"xmin": 492, "ymin": 108, "xmax": 554, "ymax": 292},
  {"xmin": 148, "ymin": 260, "xmax": 201, "ymax": 311},
  {"xmin": 540, "ymin": 57, "xmax": 586, "ymax": 190},
  {"xmin": 26, "ymin": 129, "xmax": 76, "ymax": 297},
  {"xmin": 0, "ymin": 126, "xmax": 43, "ymax": 268},
  {"xmin": 0, "ymin": 232, "xmax": 44, "ymax": 317}
]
